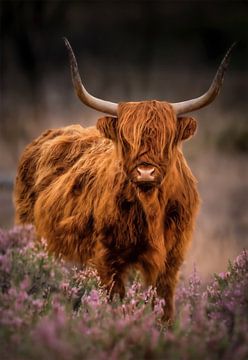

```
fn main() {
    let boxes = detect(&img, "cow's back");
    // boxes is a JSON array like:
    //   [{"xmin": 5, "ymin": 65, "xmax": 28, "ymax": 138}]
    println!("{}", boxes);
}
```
[{"xmin": 14, "ymin": 125, "xmax": 100, "ymax": 225}]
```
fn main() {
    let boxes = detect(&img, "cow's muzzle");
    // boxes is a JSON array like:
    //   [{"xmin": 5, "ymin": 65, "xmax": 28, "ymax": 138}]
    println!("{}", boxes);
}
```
[{"xmin": 131, "ymin": 164, "xmax": 162, "ymax": 190}]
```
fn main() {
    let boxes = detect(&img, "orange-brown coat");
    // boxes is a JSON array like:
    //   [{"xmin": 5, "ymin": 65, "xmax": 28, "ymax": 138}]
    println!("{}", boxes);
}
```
[{"xmin": 14, "ymin": 100, "xmax": 199, "ymax": 321}]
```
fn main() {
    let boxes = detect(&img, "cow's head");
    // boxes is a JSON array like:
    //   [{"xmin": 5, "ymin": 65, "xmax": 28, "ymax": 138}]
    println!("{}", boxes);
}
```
[
  {"xmin": 64, "ymin": 38, "xmax": 235, "ymax": 190},
  {"xmin": 96, "ymin": 101, "xmax": 196, "ymax": 191}
]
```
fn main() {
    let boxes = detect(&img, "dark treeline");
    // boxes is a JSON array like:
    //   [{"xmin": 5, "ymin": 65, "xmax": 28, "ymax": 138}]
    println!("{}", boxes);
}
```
[
  {"xmin": 0, "ymin": 1, "xmax": 247, "ymax": 160},
  {"xmin": 2, "ymin": 1, "xmax": 247, "ymax": 91}
]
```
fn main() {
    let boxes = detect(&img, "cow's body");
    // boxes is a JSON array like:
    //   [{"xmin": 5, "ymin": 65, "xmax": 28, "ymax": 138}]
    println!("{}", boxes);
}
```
[{"xmin": 14, "ymin": 101, "xmax": 199, "ymax": 321}]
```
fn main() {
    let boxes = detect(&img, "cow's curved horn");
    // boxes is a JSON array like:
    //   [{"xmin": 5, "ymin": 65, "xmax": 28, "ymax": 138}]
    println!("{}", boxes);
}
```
[
  {"xmin": 171, "ymin": 43, "xmax": 236, "ymax": 115},
  {"xmin": 64, "ymin": 38, "xmax": 118, "ymax": 116}
]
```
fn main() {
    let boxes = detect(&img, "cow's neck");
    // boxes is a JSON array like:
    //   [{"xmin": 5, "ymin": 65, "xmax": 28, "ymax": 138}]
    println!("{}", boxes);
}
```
[
  {"xmin": 118, "ymin": 178, "xmax": 166, "ymax": 258},
  {"xmin": 138, "ymin": 186, "xmax": 166, "ymax": 245},
  {"xmin": 103, "ymin": 154, "xmax": 170, "ymax": 243}
]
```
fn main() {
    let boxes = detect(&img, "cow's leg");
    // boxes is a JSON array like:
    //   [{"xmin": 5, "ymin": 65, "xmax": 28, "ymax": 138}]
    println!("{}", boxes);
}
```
[
  {"xmin": 138, "ymin": 247, "xmax": 181, "ymax": 322},
  {"xmin": 94, "ymin": 244, "xmax": 126, "ymax": 300},
  {"xmin": 155, "ymin": 252, "xmax": 183, "ymax": 323},
  {"xmin": 157, "ymin": 198, "xmax": 198, "ymax": 322},
  {"xmin": 100, "ymin": 266, "xmax": 126, "ymax": 300},
  {"xmin": 156, "ymin": 236, "xmax": 191, "ymax": 323},
  {"xmin": 138, "ymin": 249, "xmax": 166, "ymax": 287}
]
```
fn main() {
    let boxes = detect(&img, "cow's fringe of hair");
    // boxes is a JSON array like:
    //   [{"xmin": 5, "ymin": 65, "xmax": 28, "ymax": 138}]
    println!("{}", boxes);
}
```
[{"xmin": 118, "ymin": 101, "xmax": 176, "ymax": 159}]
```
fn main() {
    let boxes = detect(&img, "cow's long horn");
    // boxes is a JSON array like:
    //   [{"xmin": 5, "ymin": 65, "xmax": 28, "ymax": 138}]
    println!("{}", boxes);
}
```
[
  {"xmin": 64, "ymin": 38, "xmax": 118, "ymax": 116},
  {"xmin": 171, "ymin": 43, "xmax": 236, "ymax": 115}
]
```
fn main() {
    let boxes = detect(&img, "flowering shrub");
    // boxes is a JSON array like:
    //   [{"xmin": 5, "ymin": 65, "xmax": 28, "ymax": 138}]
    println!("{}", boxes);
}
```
[{"xmin": 0, "ymin": 226, "xmax": 247, "ymax": 359}]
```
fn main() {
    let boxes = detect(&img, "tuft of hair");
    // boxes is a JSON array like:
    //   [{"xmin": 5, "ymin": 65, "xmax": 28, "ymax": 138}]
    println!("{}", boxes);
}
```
[{"xmin": 117, "ymin": 101, "xmax": 176, "ymax": 158}]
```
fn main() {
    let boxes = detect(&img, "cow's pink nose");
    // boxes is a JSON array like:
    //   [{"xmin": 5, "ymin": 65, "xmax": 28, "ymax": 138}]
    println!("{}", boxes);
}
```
[{"xmin": 137, "ymin": 167, "xmax": 155, "ymax": 181}]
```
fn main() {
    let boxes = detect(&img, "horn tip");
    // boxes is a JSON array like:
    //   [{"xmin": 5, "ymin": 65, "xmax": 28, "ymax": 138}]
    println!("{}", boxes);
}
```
[
  {"xmin": 224, "ymin": 41, "xmax": 237, "ymax": 63},
  {"xmin": 230, "ymin": 41, "xmax": 238, "ymax": 49},
  {"xmin": 63, "ymin": 37, "xmax": 71, "ymax": 49},
  {"xmin": 63, "ymin": 37, "xmax": 77, "ymax": 68}
]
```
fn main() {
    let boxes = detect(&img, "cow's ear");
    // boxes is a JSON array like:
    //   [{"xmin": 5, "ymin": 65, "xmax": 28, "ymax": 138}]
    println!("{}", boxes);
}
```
[
  {"xmin": 176, "ymin": 116, "xmax": 197, "ymax": 141},
  {"xmin": 97, "ymin": 116, "xmax": 118, "ymax": 141}
]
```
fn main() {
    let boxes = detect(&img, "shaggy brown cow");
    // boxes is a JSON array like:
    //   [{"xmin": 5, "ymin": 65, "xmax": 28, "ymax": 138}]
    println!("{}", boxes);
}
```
[{"xmin": 14, "ymin": 39, "xmax": 235, "ymax": 322}]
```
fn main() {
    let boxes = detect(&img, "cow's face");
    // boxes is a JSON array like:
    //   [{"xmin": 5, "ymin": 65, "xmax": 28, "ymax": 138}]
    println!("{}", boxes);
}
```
[{"xmin": 97, "ymin": 101, "xmax": 197, "ymax": 191}]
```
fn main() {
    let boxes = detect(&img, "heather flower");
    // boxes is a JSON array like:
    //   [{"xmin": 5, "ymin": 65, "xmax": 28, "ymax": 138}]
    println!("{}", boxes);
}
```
[
  {"xmin": 33, "ymin": 316, "xmax": 73, "ymax": 360},
  {"xmin": 32, "ymin": 298, "xmax": 44, "ymax": 312},
  {"xmin": 153, "ymin": 297, "xmax": 165, "ymax": 316},
  {"xmin": 235, "ymin": 250, "xmax": 248, "ymax": 269},
  {"xmin": 0, "ymin": 253, "xmax": 11, "ymax": 272},
  {"xmin": 219, "ymin": 271, "xmax": 228, "ymax": 280},
  {"xmin": 60, "ymin": 281, "xmax": 70, "ymax": 292},
  {"xmin": 0, "ymin": 226, "xmax": 247, "ymax": 359}
]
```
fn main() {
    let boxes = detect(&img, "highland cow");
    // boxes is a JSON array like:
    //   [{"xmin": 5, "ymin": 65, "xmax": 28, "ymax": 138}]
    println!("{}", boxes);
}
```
[{"xmin": 14, "ymin": 39, "xmax": 235, "ymax": 321}]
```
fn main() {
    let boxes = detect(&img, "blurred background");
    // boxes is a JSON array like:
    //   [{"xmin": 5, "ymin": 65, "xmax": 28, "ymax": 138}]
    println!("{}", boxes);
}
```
[{"xmin": 1, "ymin": 0, "xmax": 248, "ymax": 278}]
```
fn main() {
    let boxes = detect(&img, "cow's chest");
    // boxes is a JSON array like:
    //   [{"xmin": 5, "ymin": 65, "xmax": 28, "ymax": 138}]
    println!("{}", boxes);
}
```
[{"xmin": 100, "ymin": 199, "xmax": 150, "ymax": 261}]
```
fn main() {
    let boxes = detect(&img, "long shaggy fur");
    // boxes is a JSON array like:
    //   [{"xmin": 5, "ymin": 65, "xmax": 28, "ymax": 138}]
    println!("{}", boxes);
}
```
[{"xmin": 14, "ymin": 101, "xmax": 199, "ymax": 321}]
